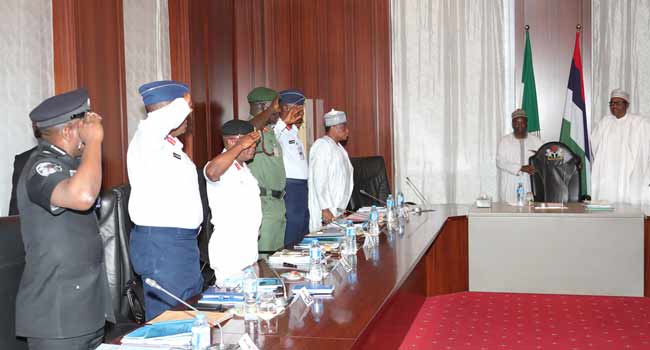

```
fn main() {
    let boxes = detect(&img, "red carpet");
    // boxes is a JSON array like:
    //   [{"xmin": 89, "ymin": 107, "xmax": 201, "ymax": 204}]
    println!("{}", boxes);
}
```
[{"xmin": 400, "ymin": 292, "xmax": 650, "ymax": 350}]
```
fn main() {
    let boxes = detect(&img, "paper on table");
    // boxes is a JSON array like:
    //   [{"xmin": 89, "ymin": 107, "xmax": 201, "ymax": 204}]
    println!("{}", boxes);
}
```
[{"xmin": 148, "ymin": 310, "xmax": 232, "ymax": 326}]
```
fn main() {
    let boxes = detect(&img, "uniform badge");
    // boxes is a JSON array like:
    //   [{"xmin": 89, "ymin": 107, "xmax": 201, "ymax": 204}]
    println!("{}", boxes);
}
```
[
  {"xmin": 173, "ymin": 152, "xmax": 181, "ymax": 160},
  {"xmin": 35, "ymin": 162, "xmax": 63, "ymax": 177},
  {"xmin": 289, "ymin": 140, "xmax": 296, "ymax": 144}
]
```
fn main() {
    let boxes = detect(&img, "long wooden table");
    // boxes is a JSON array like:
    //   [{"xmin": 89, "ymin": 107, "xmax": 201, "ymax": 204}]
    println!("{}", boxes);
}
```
[
  {"xmin": 113, "ymin": 203, "xmax": 650, "ymax": 349},
  {"xmin": 208, "ymin": 205, "xmax": 470, "ymax": 349}
]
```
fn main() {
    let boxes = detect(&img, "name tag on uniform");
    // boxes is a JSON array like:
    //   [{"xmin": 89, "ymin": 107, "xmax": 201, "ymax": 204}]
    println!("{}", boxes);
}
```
[
  {"xmin": 289, "ymin": 140, "xmax": 296, "ymax": 144},
  {"xmin": 173, "ymin": 152, "xmax": 181, "ymax": 160}
]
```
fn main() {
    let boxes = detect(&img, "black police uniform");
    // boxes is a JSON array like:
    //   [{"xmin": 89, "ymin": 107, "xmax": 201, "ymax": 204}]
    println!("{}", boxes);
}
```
[{"xmin": 16, "ymin": 89, "xmax": 114, "ymax": 348}]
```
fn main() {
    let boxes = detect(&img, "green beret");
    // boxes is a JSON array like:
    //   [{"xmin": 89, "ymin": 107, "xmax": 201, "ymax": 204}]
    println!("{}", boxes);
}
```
[{"xmin": 247, "ymin": 87, "xmax": 278, "ymax": 103}]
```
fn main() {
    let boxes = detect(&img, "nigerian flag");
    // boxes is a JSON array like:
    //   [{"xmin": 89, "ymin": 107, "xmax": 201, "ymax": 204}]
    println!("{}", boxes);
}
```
[
  {"xmin": 559, "ymin": 31, "xmax": 590, "ymax": 196},
  {"xmin": 522, "ymin": 30, "xmax": 540, "ymax": 133}
]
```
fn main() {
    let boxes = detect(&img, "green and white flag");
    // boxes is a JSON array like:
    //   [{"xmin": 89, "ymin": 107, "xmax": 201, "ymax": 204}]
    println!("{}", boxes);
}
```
[{"xmin": 521, "ymin": 30, "xmax": 540, "ymax": 133}]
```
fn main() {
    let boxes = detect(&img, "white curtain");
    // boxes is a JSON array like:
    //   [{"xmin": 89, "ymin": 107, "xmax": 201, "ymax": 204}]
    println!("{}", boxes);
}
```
[
  {"xmin": 391, "ymin": 0, "xmax": 511, "ymax": 204},
  {"xmin": 123, "ymin": 0, "xmax": 171, "ymax": 141},
  {"xmin": 592, "ymin": 0, "xmax": 650, "ymax": 122},
  {"xmin": 0, "ymin": 0, "xmax": 53, "ymax": 215}
]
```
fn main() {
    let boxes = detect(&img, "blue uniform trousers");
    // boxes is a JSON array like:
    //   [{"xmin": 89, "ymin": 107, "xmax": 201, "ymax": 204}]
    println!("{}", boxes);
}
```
[
  {"xmin": 129, "ymin": 225, "xmax": 204, "ymax": 321},
  {"xmin": 283, "ymin": 178, "xmax": 310, "ymax": 247}
]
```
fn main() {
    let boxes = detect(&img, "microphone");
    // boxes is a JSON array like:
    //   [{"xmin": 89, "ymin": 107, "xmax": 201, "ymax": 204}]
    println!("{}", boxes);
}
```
[
  {"xmin": 144, "ymin": 278, "xmax": 225, "ymax": 349},
  {"xmin": 405, "ymin": 177, "xmax": 431, "ymax": 206},
  {"xmin": 359, "ymin": 189, "xmax": 387, "ymax": 205}
]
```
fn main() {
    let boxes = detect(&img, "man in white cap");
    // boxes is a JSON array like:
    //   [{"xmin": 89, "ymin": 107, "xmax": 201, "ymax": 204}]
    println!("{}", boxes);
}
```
[
  {"xmin": 308, "ymin": 109, "xmax": 354, "ymax": 231},
  {"xmin": 591, "ymin": 88, "xmax": 650, "ymax": 204},
  {"xmin": 496, "ymin": 108, "xmax": 544, "ymax": 204}
]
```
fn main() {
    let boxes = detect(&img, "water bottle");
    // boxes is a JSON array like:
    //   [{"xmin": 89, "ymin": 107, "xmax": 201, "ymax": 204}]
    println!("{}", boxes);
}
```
[
  {"xmin": 242, "ymin": 268, "xmax": 258, "ymax": 320},
  {"xmin": 369, "ymin": 205, "xmax": 380, "ymax": 236},
  {"xmin": 386, "ymin": 194, "xmax": 395, "ymax": 223},
  {"xmin": 397, "ymin": 191, "xmax": 406, "ymax": 219},
  {"xmin": 516, "ymin": 181, "xmax": 525, "ymax": 207},
  {"xmin": 191, "ymin": 313, "xmax": 211, "ymax": 350},
  {"xmin": 308, "ymin": 240, "xmax": 323, "ymax": 281},
  {"xmin": 344, "ymin": 220, "xmax": 357, "ymax": 255}
]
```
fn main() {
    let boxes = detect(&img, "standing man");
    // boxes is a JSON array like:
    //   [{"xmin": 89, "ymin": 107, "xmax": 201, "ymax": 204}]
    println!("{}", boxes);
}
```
[
  {"xmin": 16, "ymin": 89, "xmax": 114, "ymax": 349},
  {"xmin": 591, "ymin": 88, "xmax": 650, "ymax": 204},
  {"xmin": 496, "ymin": 108, "xmax": 544, "ymax": 204},
  {"xmin": 204, "ymin": 120, "xmax": 261, "ymax": 284},
  {"xmin": 128, "ymin": 81, "xmax": 203, "ymax": 320},
  {"xmin": 247, "ymin": 87, "xmax": 287, "ymax": 252},
  {"xmin": 276, "ymin": 89, "xmax": 310, "ymax": 246},
  {"xmin": 308, "ymin": 109, "xmax": 354, "ymax": 232}
]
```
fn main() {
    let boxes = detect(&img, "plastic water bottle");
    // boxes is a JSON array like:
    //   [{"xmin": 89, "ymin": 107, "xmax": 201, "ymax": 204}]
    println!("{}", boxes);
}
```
[
  {"xmin": 308, "ymin": 240, "xmax": 323, "ymax": 281},
  {"xmin": 242, "ymin": 268, "xmax": 258, "ymax": 320},
  {"xmin": 344, "ymin": 220, "xmax": 357, "ymax": 255},
  {"xmin": 516, "ymin": 181, "xmax": 525, "ymax": 207},
  {"xmin": 386, "ymin": 194, "xmax": 395, "ymax": 223},
  {"xmin": 369, "ymin": 205, "xmax": 380, "ymax": 236},
  {"xmin": 191, "ymin": 313, "xmax": 211, "ymax": 350},
  {"xmin": 397, "ymin": 191, "xmax": 406, "ymax": 219}
]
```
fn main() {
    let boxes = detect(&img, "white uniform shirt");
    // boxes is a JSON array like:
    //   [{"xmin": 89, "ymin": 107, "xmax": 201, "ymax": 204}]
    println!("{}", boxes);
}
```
[
  {"xmin": 308, "ymin": 136, "xmax": 354, "ymax": 232},
  {"xmin": 591, "ymin": 113, "xmax": 650, "ymax": 204},
  {"xmin": 204, "ymin": 155, "xmax": 262, "ymax": 283},
  {"xmin": 127, "ymin": 98, "xmax": 203, "ymax": 229},
  {"xmin": 496, "ymin": 132, "xmax": 544, "ymax": 204},
  {"xmin": 274, "ymin": 119, "xmax": 308, "ymax": 180}
]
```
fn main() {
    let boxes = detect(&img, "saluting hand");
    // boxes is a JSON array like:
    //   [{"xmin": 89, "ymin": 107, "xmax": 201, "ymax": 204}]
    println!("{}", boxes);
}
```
[
  {"xmin": 236, "ymin": 131, "xmax": 261, "ymax": 149},
  {"xmin": 79, "ymin": 112, "xmax": 104, "ymax": 144},
  {"xmin": 268, "ymin": 96, "xmax": 281, "ymax": 114},
  {"xmin": 283, "ymin": 105, "xmax": 304, "ymax": 126}
]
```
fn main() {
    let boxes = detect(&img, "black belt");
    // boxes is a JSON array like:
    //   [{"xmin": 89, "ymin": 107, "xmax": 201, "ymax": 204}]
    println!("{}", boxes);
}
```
[{"xmin": 259, "ymin": 186, "xmax": 285, "ymax": 199}]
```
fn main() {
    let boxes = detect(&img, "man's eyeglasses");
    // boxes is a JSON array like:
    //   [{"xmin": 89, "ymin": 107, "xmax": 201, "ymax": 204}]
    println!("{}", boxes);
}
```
[{"xmin": 609, "ymin": 101, "xmax": 627, "ymax": 107}]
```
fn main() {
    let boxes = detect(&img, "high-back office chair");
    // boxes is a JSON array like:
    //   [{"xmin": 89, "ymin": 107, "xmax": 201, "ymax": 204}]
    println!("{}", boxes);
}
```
[
  {"xmin": 528, "ymin": 142, "xmax": 582, "ymax": 203},
  {"xmin": 348, "ymin": 156, "xmax": 391, "ymax": 210},
  {"xmin": 0, "ymin": 216, "xmax": 28, "ymax": 350},
  {"xmin": 97, "ymin": 184, "xmax": 139, "ymax": 323},
  {"xmin": 196, "ymin": 167, "xmax": 216, "ymax": 288}
]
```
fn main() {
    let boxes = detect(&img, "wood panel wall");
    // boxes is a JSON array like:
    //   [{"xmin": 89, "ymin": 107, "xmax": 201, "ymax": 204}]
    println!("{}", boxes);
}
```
[
  {"xmin": 515, "ymin": 0, "xmax": 591, "ymax": 141},
  {"xmin": 169, "ymin": 0, "xmax": 393, "ymax": 178},
  {"xmin": 52, "ymin": 0, "xmax": 128, "ymax": 188}
]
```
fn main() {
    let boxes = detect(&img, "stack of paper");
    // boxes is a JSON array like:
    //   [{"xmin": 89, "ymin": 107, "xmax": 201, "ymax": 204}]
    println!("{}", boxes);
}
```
[
  {"xmin": 268, "ymin": 250, "xmax": 311, "ymax": 266},
  {"xmin": 584, "ymin": 200, "xmax": 614, "ymax": 210},
  {"xmin": 120, "ymin": 320, "xmax": 192, "ymax": 347},
  {"xmin": 198, "ymin": 287, "xmax": 245, "ymax": 305}
]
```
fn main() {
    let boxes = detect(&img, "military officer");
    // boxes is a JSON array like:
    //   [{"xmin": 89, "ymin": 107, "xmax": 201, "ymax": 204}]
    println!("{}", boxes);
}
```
[
  {"xmin": 247, "ymin": 87, "xmax": 287, "ymax": 252},
  {"xmin": 16, "ymin": 88, "xmax": 115, "ymax": 350},
  {"xmin": 204, "ymin": 119, "xmax": 261, "ymax": 284},
  {"xmin": 127, "ymin": 80, "xmax": 203, "ymax": 320},
  {"xmin": 276, "ymin": 89, "xmax": 309, "ymax": 247}
]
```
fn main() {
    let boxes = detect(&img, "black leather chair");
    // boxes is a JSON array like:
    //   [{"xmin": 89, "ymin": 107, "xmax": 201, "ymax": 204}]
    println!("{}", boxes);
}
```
[
  {"xmin": 0, "ymin": 216, "xmax": 28, "ymax": 350},
  {"xmin": 348, "ymin": 156, "xmax": 391, "ymax": 210},
  {"xmin": 97, "ymin": 184, "xmax": 138, "ymax": 323},
  {"xmin": 196, "ymin": 167, "xmax": 216, "ymax": 288},
  {"xmin": 529, "ymin": 142, "xmax": 582, "ymax": 203}
]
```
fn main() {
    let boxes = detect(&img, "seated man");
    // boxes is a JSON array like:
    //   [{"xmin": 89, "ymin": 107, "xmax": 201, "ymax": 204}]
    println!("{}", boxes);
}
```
[
  {"xmin": 308, "ymin": 109, "xmax": 354, "ymax": 232},
  {"xmin": 496, "ymin": 108, "xmax": 543, "ymax": 204},
  {"xmin": 204, "ymin": 120, "xmax": 261, "ymax": 284}
]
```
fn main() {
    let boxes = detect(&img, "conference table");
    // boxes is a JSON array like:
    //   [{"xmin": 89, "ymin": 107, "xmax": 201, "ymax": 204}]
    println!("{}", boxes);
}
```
[
  {"xmin": 114, "ymin": 203, "xmax": 650, "ymax": 349},
  {"xmin": 469, "ymin": 203, "xmax": 645, "ymax": 296}
]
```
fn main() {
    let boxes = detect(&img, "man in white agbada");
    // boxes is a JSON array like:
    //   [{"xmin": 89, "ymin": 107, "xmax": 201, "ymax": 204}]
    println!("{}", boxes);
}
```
[
  {"xmin": 308, "ymin": 109, "xmax": 354, "ymax": 232},
  {"xmin": 496, "ymin": 109, "xmax": 544, "ymax": 204},
  {"xmin": 203, "ymin": 119, "xmax": 261, "ymax": 285},
  {"xmin": 591, "ymin": 88, "xmax": 650, "ymax": 204}
]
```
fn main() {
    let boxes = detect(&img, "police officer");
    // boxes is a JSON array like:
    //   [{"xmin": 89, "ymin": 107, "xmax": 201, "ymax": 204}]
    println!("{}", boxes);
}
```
[
  {"xmin": 16, "ymin": 88, "xmax": 114, "ymax": 350},
  {"xmin": 276, "ymin": 89, "xmax": 309, "ymax": 247},
  {"xmin": 247, "ymin": 87, "xmax": 287, "ymax": 252},
  {"xmin": 127, "ymin": 81, "xmax": 203, "ymax": 321}
]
